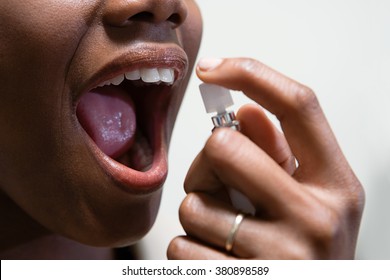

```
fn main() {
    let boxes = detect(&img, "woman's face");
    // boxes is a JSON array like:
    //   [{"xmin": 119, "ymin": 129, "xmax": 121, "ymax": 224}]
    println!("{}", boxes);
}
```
[{"xmin": 0, "ymin": 0, "xmax": 202, "ymax": 246}]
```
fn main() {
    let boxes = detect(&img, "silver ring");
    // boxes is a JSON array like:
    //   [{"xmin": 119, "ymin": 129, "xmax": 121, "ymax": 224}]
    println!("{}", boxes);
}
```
[{"xmin": 225, "ymin": 211, "xmax": 246, "ymax": 253}]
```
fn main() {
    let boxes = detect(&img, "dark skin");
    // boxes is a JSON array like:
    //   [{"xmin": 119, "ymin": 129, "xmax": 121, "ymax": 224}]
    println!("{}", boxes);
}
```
[
  {"xmin": 1, "ymin": 0, "xmax": 363, "ymax": 260},
  {"xmin": 168, "ymin": 58, "xmax": 365, "ymax": 259},
  {"xmin": 0, "ymin": 0, "xmax": 202, "ymax": 259}
]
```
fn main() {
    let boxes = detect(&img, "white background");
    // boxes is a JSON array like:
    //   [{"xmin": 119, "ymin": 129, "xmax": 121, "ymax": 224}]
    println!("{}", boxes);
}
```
[{"xmin": 139, "ymin": 0, "xmax": 390, "ymax": 259}]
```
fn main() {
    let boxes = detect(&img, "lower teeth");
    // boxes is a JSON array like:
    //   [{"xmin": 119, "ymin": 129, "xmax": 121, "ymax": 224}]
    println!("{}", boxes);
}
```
[{"xmin": 115, "ymin": 129, "xmax": 153, "ymax": 172}]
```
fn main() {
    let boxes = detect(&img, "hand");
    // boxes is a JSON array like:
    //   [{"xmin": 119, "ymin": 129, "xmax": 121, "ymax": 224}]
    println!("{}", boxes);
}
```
[{"xmin": 167, "ymin": 58, "xmax": 364, "ymax": 259}]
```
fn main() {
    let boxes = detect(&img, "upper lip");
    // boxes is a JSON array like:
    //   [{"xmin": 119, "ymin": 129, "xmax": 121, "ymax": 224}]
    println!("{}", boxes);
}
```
[{"xmin": 77, "ymin": 43, "xmax": 188, "ymax": 102}]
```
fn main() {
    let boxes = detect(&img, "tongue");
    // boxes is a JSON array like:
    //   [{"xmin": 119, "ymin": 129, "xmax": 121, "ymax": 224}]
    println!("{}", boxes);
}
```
[{"xmin": 76, "ymin": 86, "xmax": 136, "ymax": 159}]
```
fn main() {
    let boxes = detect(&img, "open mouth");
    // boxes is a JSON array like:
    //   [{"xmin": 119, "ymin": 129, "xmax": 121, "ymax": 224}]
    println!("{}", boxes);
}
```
[{"xmin": 76, "ymin": 65, "xmax": 178, "ymax": 190}]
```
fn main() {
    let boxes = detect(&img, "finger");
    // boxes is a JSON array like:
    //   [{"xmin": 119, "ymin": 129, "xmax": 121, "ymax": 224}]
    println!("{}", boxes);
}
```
[
  {"xmin": 167, "ymin": 236, "xmax": 233, "ymax": 260},
  {"xmin": 179, "ymin": 192, "xmax": 237, "ymax": 252},
  {"xmin": 184, "ymin": 151, "xmax": 223, "ymax": 193},
  {"xmin": 179, "ymin": 192, "xmax": 309, "ymax": 259},
  {"xmin": 237, "ymin": 103, "xmax": 296, "ymax": 175},
  {"xmin": 197, "ymin": 58, "xmax": 345, "ymax": 177},
  {"xmin": 179, "ymin": 192, "xmax": 255, "ymax": 258},
  {"xmin": 184, "ymin": 128, "xmax": 305, "ymax": 213}
]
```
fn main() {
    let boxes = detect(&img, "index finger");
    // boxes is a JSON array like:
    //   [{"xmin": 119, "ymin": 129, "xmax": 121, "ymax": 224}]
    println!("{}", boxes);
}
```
[{"xmin": 197, "ymin": 57, "xmax": 346, "ymax": 179}]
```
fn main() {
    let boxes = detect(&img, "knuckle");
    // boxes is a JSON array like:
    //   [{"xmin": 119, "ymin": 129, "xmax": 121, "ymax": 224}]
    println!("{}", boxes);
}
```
[
  {"xmin": 287, "ymin": 246, "xmax": 313, "ymax": 260},
  {"xmin": 333, "ymin": 174, "xmax": 365, "ymax": 227},
  {"xmin": 178, "ymin": 193, "xmax": 200, "ymax": 229},
  {"xmin": 167, "ymin": 236, "xmax": 186, "ymax": 260},
  {"xmin": 203, "ymin": 129, "xmax": 237, "ymax": 165},
  {"xmin": 234, "ymin": 57, "xmax": 264, "ymax": 74},
  {"xmin": 263, "ymin": 237, "xmax": 313, "ymax": 260},
  {"xmin": 295, "ymin": 185, "xmax": 364, "ymax": 259},
  {"xmin": 345, "ymin": 178, "xmax": 365, "ymax": 216},
  {"xmin": 226, "ymin": 57, "xmax": 269, "ymax": 88},
  {"xmin": 290, "ymin": 84, "xmax": 320, "ymax": 115},
  {"xmin": 304, "ymin": 206, "xmax": 342, "ymax": 254}
]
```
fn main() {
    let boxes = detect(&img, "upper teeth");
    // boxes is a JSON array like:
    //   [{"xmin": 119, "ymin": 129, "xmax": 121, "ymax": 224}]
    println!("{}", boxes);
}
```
[{"xmin": 98, "ymin": 68, "xmax": 175, "ymax": 87}]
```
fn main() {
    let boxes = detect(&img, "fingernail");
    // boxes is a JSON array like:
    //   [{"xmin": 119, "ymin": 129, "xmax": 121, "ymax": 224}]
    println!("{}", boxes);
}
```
[{"xmin": 197, "ymin": 57, "xmax": 223, "ymax": 71}]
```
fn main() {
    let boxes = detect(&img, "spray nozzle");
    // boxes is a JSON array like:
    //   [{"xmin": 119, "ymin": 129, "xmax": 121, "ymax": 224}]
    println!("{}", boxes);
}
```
[{"xmin": 199, "ymin": 83, "xmax": 240, "ymax": 131}]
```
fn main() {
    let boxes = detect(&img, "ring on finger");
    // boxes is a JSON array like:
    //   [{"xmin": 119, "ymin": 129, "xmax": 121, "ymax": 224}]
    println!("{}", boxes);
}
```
[{"xmin": 225, "ymin": 211, "xmax": 246, "ymax": 253}]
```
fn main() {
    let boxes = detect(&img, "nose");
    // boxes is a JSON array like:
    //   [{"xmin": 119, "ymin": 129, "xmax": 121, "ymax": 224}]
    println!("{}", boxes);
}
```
[{"xmin": 103, "ymin": 0, "xmax": 188, "ymax": 28}]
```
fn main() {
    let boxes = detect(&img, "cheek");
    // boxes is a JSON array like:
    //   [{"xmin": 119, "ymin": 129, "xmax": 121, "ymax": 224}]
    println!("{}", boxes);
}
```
[
  {"xmin": 0, "ymin": 2, "xmax": 94, "ymax": 182},
  {"xmin": 0, "ymin": 2, "xmax": 92, "ymax": 90},
  {"xmin": 0, "ymin": 1, "xmax": 93, "ymax": 58},
  {"xmin": 0, "ymin": 1, "xmax": 93, "ymax": 113},
  {"xmin": 0, "ymin": 1, "xmax": 99, "ymax": 232},
  {"xmin": 0, "ymin": 1, "xmax": 101, "ymax": 89}
]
